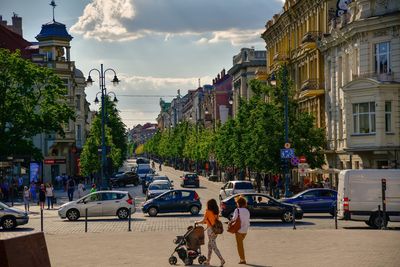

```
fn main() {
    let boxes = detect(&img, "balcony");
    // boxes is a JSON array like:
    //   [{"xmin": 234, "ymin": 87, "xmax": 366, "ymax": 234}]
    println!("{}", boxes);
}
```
[
  {"xmin": 273, "ymin": 52, "xmax": 289, "ymax": 63},
  {"xmin": 299, "ymin": 79, "xmax": 324, "ymax": 98},
  {"xmin": 301, "ymin": 31, "xmax": 322, "ymax": 50},
  {"xmin": 352, "ymin": 72, "xmax": 394, "ymax": 82}
]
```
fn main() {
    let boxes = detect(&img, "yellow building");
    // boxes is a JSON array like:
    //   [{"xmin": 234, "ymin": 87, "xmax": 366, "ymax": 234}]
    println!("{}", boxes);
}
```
[{"xmin": 261, "ymin": 0, "xmax": 332, "ymax": 129}]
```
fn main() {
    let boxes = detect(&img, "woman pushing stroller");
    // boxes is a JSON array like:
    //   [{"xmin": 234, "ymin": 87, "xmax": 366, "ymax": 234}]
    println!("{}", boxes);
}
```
[{"xmin": 196, "ymin": 199, "xmax": 225, "ymax": 267}]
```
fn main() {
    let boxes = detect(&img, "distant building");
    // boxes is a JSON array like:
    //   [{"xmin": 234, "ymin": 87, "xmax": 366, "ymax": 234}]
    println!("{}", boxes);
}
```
[
  {"xmin": 129, "ymin": 123, "xmax": 158, "ymax": 145},
  {"xmin": 0, "ymin": 13, "xmax": 22, "ymax": 36},
  {"xmin": 212, "ymin": 69, "xmax": 233, "ymax": 126},
  {"xmin": 228, "ymin": 48, "xmax": 267, "ymax": 117}
]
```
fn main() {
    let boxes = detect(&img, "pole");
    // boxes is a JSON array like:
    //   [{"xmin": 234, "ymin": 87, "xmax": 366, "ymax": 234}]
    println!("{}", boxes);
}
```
[
  {"xmin": 283, "ymin": 65, "xmax": 291, "ymax": 198},
  {"xmin": 100, "ymin": 64, "xmax": 108, "ymax": 190},
  {"xmin": 292, "ymin": 206, "xmax": 296, "ymax": 230},
  {"xmin": 85, "ymin": 208, "xmax": 88, "ymax": 233},
  {"xmin": 334, "ymin": 204, "xmax": 338, "ymax": 229},
  {"xmin": 128, "ymin": 208, "xmax": 132, "ymax": 232},
  {"xmin": 40, "ymin": 208, "xmax": 43, "ymax": 232},
  {"xmin": 381, "ymin": 179, "xmax": 387, "ymax": 229}
]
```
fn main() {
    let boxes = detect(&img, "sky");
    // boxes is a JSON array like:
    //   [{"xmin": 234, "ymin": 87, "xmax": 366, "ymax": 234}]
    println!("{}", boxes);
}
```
[{"xmin": 1, "ymin": 0, "xmax": 284, "ymax": 129}]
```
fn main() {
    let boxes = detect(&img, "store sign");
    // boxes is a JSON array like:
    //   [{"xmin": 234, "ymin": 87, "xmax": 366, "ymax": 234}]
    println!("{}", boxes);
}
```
[{"xmin": 44, "ymin": 159, "xmax": 66, "ymax": 165}]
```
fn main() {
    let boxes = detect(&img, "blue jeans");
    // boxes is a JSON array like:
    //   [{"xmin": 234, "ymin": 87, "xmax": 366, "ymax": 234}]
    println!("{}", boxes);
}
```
[
  {"xmin": 68, "ymin": 189, "xmax": 74, "ymax": 201},
  {"xmin": 47, "ymin": 196, "xmax": 53, "ymax": 209}
]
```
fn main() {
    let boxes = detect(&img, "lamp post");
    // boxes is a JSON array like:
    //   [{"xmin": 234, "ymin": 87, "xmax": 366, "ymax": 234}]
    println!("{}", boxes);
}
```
[
  {"xmin": 86, "ymin": 64, "xmax": 119, "ymax": 190},
  {"xmin": 270, "ymin": 64, "xmax": 291, "ymax": 197}
]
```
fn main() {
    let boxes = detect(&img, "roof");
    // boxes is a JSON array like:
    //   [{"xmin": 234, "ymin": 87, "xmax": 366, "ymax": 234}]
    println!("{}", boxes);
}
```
[
  {"xmin": 0, "ymin": 24, "xmax": 33, "ymax": 58},
  {"xmin": 36, "ymin": 21, "xmax": 73, "ymax": 41}
]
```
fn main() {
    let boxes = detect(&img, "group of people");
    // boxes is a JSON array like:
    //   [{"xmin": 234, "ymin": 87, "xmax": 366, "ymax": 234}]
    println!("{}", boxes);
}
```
[
  {"xmin": 21, "ymin": 183, "xmax": 54, "ymax": 211},
  {"xmin": 196, "ymin": 196, "xmax": 250, "ymax": 266}
]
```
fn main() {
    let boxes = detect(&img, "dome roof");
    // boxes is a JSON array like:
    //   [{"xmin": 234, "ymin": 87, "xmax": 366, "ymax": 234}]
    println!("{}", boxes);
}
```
[
  {"xmin": 74, "ymin": 68, "xmax": 84, "ymax": 78},
  {"xmin": 36, "ymin": 21, "xmax": 73, "ymax": 41}
]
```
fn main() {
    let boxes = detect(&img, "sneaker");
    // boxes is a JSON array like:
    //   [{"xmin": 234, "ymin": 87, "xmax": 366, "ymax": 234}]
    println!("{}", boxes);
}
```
[
  {"xmin": 220, "ymin": 259, "xmax": 226, "ymax": 266},
  {"xmin": 239, "ymin": 260, "xmax": 246, "ymax": 264}
]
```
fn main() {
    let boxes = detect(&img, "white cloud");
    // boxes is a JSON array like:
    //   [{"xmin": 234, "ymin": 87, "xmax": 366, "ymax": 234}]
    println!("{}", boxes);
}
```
[{"xmin": 71, "ymin": 0, "xmax": 282, "ymax": 45}]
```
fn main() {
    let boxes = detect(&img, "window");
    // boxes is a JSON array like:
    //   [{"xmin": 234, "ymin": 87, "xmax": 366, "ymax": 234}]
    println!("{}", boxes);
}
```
[
  {"xmin": 234, "ymin": 182, "xmax": 253, "ymax": 190},
  {"xmin": 319, "ymin": 191, "xmax": 334, "ymax": 198},
  {"xmin": 353, "ymin": 102, "xmax": 376, "ymax": 134},
  {"xmin": 375, "ymin": 42, "xmax": 390, "ymax": 74},
  {"xmin": 385, "ymin": 101, "xmax": 392, "ymax": 132},
  {"xmin": 76, "ymin": 124, "xmax": 82, "ymax": 141},
  {"xmin": 76, "ymin": 95, "xmax": 81, "ymax": 110},
  {"xmin": 181, "ymin": 191, "xmax": 191, "ymax": 198}
]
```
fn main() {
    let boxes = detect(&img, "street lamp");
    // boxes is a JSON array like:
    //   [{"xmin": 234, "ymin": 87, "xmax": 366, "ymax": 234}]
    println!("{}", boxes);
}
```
[
  {"xmin": 270, "ymin": 65, "xmax": 291, "ymax": 197},
  {"xmin": 86, "ymin": 64, "xmax": 120, "ymax": 190}
]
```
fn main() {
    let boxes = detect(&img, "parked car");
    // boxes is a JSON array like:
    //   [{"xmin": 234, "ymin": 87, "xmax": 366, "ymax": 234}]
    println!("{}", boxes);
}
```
[
  {"xmin": 153, "ymin": 175, "xmax": 173, "ymax": 188},
  {"xmin": 110, "ymin": 171, "xmax": 139, "ymax": 187},
  {"xmin": 142, "ymin": 189, "xmax": 202, "ymax": 217},
  {"xmin": 146, "ymin": 180, "xmax": 173, "ymax": 200},
  {"xmin": 220, "ymin": 193, "xmax": 303, "ymax": 223},
  {"xmin": 142, "ymin": 173, "xmax": 157, "ymax": 194},
  {"xmin": 281, "ymin": 188, "xmax": 337, "ymax": 215},
  {"xmin": 0, "ymin": 201, "xmax": 29, "ymax": 230},
  {"xmin": 58, "ymin": 191, "xmax": 135, "ymax": 221},
  {"xmin": 134, "ymin": 164, "xmax": 154, "ymax": 181},
  {"xmin": 136, "ymin": 157, "xmax": 150, "ymax": 165},
  {"xmin": 219, "ymin": 181, "xmax": 255, "ymax": 200},
  {"xmin": 337, "ymin": 169, "xmax": 400, "ymax": 228},
  {"xmin": 181, "ymin": 173, "xmax": 199, "ymax": 188}
]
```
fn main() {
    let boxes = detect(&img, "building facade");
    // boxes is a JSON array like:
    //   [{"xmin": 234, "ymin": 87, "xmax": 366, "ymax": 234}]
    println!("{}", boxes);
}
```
[
  {"xmin": 228, "ymin": 48, "xmax": 267, "ymax": 117},
  {"xmin": 211, "ymin": 69, "xmax": 233, "ymax": 127},
  {"xmin": 320, "ymin": 0, "xmax": 400, "ymax": 170}
]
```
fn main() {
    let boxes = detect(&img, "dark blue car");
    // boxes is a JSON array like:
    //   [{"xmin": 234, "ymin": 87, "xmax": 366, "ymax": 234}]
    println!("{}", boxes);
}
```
[
  {"xmin": 142, "ymin": 189, "xmax": 202, "ymax": 217},
  {"xmin": 281, "ymin": 188, "xmax": 337, "ymax": 215}
]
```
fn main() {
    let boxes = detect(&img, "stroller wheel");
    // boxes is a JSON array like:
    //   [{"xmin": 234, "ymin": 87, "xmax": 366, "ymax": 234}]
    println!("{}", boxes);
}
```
[
  {"xmin": 184, "ymin": 257, "xmax": 193, "ymax": 266},
  {"xmin": 168, "ymin": 256, "xmax": 177, "ymax": 265},
  {"xmin": 198, "ymin": 255, "xmax": 207, "ymax": 264}
]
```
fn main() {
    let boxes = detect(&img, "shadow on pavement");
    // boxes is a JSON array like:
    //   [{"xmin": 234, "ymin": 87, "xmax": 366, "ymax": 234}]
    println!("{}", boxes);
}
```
[
  {"xmin": 0, "ymin": 227, "xmax": 35, "ymax": 232},
  {"xmin": 342, "ymin": 226, "xmax": 400, "ymax": 231},
  {"xmin": 146, "ymin": 214, "xmax": 203, "ymax": 218},
  {"xmin": 60, "ymin": 217, "xmax": 145, "ymax": 223},
  {"xmin": 303, "ymin": 215, "xmax": 334, "ymax": 219},
  {"xmin": 249, "ymin": 221, "xmax": 315, "ymax": 227}
]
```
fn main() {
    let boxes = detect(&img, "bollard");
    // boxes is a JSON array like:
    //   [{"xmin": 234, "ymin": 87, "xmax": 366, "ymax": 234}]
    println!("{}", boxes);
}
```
[
  {"xmin": 85, "ymin": 208, "xmax": 88, "ymax": 233},
  {"xmin": 128, "ymin": 208, "xmax": 132, "ymax": 232},
  {"xmin": 40, "ymin": 208, "xmax": 43, "ymax": 232},
  {"xmin": 292, "ymin": 206, "xmax": 296, "ymax": 230},
  {"xmin": 334, "ymin": 205, "xmax": 338, "ymax": 229},
  {"xmin": 378, "ymin": 205, "xmax": 382, "ymax": 229}
]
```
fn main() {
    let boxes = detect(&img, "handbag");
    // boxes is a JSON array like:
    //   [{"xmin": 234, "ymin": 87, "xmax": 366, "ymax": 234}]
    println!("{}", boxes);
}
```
[
  {"xmin": 207, "ymin": 215, "xmax": 224, "ymax": 234},
  {"xmin": 227, "ymin": 208, "xmax": 241, "ymax": 234}
]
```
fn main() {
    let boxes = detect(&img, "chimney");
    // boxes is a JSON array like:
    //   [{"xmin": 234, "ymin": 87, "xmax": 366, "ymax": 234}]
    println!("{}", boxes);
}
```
[{"xmin": 11, "ymin": 13, "xmax": 23, "ymax": 36}]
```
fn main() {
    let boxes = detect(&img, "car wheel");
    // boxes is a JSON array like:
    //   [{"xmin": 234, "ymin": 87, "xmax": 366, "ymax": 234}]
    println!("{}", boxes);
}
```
[
  {"xmin": 117, "ymin": 208, "xmax": 129, "ymax": 220},
  {"xmin": 370, "ymin": 213, "xmax": 388, "ymax": 229},
  {"xmin": 1, "ymin": 216, "xmax": 17, "ymax": 230},
  {"xmin": 281, "ymin": 210, "xmax": 294, "ymax": 223},
  {"xmin": 148, "ymin": 207, "xmax": 158, "ymax": 217},
  {"xmin": 66, "ymin": 209, "xmax": 80, "ymax": 221},
  {"xmin": 190, "ymin": 205, "xmax": 200, "ymax": 215}
]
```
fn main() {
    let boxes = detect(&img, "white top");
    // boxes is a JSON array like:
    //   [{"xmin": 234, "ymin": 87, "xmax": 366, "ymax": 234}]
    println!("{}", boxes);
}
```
[
  {"xmin": 232, "ymin": 207, "xmax": 250, "ymax": 234},
  {"xmin": 78, "ymin": 183, "xmax": 85, "ymax": 192},
  {"xmin": 46, "ymin": 187, "xmax": 54, "ymax": 197}
]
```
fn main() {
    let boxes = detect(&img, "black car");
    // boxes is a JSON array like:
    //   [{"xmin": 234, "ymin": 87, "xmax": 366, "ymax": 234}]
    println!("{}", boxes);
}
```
[
  {"xmin": 181, "ymin": 173, "xmax": 199, "ymax": 188},
  {"xmin": 142, "ymin": 190, "xmax": 202, "ymax": 217},
  {"xmin": 136, "ymin": 157, "xmax": 150, "ymax": 164},
  {"xmin": 110, "ymin": 171, "xmax": 139, "ymax": 187},
  {"xmin": 142, "ymin": 174, "xmax": 157, "ymax": 193},
  {"xmin": 220, "ymin": 193, "xmax": 303, "ymax": 223}
]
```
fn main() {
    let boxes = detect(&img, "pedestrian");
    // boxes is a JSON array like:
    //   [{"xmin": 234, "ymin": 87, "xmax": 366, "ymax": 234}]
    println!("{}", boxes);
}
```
[
  {"xmin": 30, "ymin": 182, "xmax": 37, "ymax": 203},
  {"xmin": 323, "ymin": 178, "xmax": 331, "ymax": 189},
  {"xmin": 196, "ymin": 199, "xmax": 225, "ymax": 266},
  {"xmin": 38, "ymin": 184, "xmax": 46, "ymax": 210},
  {"xmin": 23, "ymin": 186, "xmax": 31, "ymax": 212},
  {"xmin": 46, "ymin": 183, "xmax": 54, "ymax": 209},
  {"xmin": 77, "ymin": 180, "xmax": 85, "ymax": 198},
  {"xmin": 159, "ymin": 162, "xmax": 162, "ymax": 171},
  {"xmin": 230, "ymin": 196, "xmax": 250, "ymax": 264},
  {"xmin": 67, "ymin": 176, "xmax": 75, "ymax": 201},
  {"xmin": 90, "ymin": 184, "xmax": 97, "ymax": 200}
]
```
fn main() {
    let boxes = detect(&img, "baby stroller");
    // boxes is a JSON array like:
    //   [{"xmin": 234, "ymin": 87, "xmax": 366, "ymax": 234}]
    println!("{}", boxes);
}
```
[{"xmin": 169, "ymin": 224, "xmax": 207, "ymax": 266}]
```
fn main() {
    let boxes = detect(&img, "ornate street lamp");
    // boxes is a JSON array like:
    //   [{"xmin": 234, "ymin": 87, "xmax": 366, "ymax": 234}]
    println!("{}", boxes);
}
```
[{"xmin": 86, "ymin": 64, "xmax": 119, "ymax": 189}]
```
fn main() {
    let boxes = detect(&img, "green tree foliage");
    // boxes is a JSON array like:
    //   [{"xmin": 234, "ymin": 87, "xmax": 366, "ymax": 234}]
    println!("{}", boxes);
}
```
[
  {"xmin": 0, "ymin": 49, "xmax": 75, "ymax": 160},
  {"xmin": 79, "ymin": 98, "xmax": 127, "ymax": 176}
]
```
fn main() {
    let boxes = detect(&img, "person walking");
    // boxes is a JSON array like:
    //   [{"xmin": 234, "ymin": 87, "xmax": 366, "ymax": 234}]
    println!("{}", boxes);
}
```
[
  {"xmin": 77, "ymin": 180, "xmax": 85, "ymax": 199},
  {"xmin": 38, "ymin": 184, "xmax": 46, "ymax": 210},
  {"xmin": 66, "ymin": 177, "xmax": 75, "ymax": 201},
  {"xmin": 196, "ymin": 199, "xmax": 225, "ymax": 267},
  {"xmin": 231, "ymin": 196, "xmax": 250, "ymax": 264},
  {"xmin": 23, "ymin": 186, "xmax": 31, "ymax": 212},
  {"xmin": 46, "ymin": 183, "xmax": 54, "ymax": 209}
]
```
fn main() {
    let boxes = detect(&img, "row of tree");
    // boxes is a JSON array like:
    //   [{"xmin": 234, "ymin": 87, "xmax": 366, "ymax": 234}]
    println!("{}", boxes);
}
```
[{"xmin": 144, "ymin": 66, "xmax": 326, "ymax": 179}]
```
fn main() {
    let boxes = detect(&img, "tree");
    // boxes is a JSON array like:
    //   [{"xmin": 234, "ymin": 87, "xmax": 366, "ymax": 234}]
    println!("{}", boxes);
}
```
[{"xmin": 0, "ymin": 49, "xmax": 75, "ymax": 160}]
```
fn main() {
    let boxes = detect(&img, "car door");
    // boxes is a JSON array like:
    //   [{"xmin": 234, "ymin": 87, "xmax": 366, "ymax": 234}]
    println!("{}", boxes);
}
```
[
  {"xmin": 157, "ymin": 191, "xmax": 174, "ymax": 212},
  {"xmin": 298, "ymin": 190, "xmax": 320, "ymax": 212},
  {"xmin": 101, "ymin": 192, "xmax": 123, "ymax": 216},
  {"xmin": 317, "ymin": 190, "xmax": 335, "ymax": 212},
  {"xmin": 252, "ymin": 195, "xmax": 282, "ymax": 218},
  {"xmin": 170, "ymin": 191, "xmax": 185, "ymax": 212},
  {"xmin": 79, "ymin": 193, "xmax": 102, "ymax": 216},
  {"xmin": 225, "ymin": 182, "xmax": 233, "ymax": 198}
]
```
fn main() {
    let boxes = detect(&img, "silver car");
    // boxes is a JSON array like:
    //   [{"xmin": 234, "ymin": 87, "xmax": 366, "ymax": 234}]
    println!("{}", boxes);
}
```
[
  {"xmin": 146, "ymin": 180, "xmax": 172, "ymax": 200},
  {"xmin": 58, "ymin": 190, "xmax": 135, "ymax": 221},
  {"xmin": 0, "ymin": 201, "xmax": 29, "ymax": 230}
]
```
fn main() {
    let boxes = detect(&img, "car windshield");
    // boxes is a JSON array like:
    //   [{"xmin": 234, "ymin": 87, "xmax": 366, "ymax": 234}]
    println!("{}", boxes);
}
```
[
  {"xmin": 185, "ymin": 174, "xmax": 197, "ymax": 179},
  {"xmin": 149, "ymin": 183, "xmax": 170, "ymax": 190},
  {"xmin": 137, "ymin": 168, "xmax": 151, "ymax": 174},
  {"xmin": 0, "ymin": 202, "xmax": 10, "ymax": 209},
  {"xmin": 235, "ymin": 182, "xmax": 253, "ymax": 189},
  {"xmin": 154, "ymin": 176, "xmax": 168, "ymax": 181}
]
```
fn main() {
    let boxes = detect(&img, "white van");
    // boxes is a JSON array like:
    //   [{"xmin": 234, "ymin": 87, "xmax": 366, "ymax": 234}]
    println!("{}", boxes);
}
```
[{"xmin": 337, "ymin": 169, "xmax": 400, "ymax": 228}]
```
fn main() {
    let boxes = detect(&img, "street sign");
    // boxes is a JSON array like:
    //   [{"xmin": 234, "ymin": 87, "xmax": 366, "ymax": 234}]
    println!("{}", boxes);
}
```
[
  {"xmin": 291, "ymin": 156, "xmax": 299, "ymax": 166},
  {"xmin": 280, "ymin": 148, "xmax": 295, "ymax": 159},
  {"xmin": 299, "ymin": 155, "xmax": 307, "ymax": 163},
  {"xmin": 284, "ymin": 143, "xmax": 291, "ymax": 149},
  {"xmin": 298, "ymin": 163, "xmax": 309, "ymax": 176}
]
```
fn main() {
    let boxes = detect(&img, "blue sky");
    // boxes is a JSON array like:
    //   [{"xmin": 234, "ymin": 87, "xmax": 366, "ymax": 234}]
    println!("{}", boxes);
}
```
[{"xmin": 1, "ymin": 0, "xmax": 283, "ymax": 128}]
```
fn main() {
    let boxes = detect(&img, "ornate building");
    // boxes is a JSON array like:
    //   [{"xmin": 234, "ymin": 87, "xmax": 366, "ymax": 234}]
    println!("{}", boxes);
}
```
[
  {"xmin": 320, "ymin": 0, "xmax": 400, "ymax": 170},
  {"xmin": 261, "ymin": 0, "xmax": 329, "ymax": 129}
]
